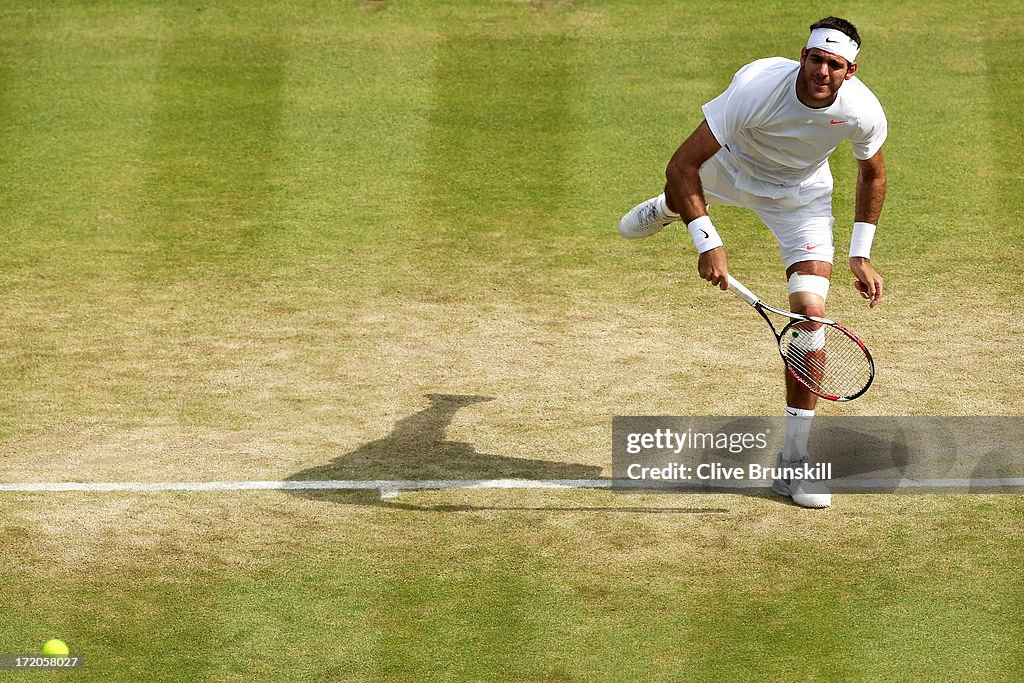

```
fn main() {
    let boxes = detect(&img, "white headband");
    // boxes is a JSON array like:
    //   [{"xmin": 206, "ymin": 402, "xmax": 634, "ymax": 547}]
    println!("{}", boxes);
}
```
[{"xmin": 806, "ymin": 27, "xmax": 859, "ymax": 64}]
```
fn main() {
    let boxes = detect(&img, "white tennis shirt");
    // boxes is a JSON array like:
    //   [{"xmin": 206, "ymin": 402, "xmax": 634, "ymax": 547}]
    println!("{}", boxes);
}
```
[{"xmin": 702, "ymin": 57, "xmax": 887, "ymax": 198}]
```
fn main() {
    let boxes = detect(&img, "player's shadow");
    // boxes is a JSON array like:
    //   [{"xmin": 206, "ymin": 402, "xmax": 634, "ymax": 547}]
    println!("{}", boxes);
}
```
[{"xmin": 285, "ymin": 393, "xmax": 604, "ymax": 506}]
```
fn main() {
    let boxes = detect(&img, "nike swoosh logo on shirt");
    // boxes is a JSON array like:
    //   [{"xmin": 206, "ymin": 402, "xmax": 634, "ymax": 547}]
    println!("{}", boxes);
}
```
[{"xmin": 830, "ymin": 119, "xmax": 848, "ymax": 125}]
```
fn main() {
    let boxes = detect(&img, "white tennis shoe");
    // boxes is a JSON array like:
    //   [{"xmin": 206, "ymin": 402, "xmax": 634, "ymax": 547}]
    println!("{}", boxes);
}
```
[
  {"xmin": 618, "ymin": 193, "xmax": 680, "ymax": 239},
  {"xmin": 771, "ymin": 452, "xmax": 832, "ymax": 509}
]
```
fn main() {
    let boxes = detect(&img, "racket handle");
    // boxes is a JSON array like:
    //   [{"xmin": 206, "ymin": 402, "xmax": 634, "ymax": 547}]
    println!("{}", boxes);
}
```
[{"xmin": 727, "ymin": 275, "xmax": 760, "ymax": 306}]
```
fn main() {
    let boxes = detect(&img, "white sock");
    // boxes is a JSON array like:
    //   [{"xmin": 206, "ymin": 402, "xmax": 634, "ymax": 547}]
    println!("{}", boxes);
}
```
[
  {"xmin": 657, "ymin": 193, "xmax": 679, "ymax": 218},
  {"xmin": 782, "ymin": 407, "xmax": 814, "ymax": 462}
]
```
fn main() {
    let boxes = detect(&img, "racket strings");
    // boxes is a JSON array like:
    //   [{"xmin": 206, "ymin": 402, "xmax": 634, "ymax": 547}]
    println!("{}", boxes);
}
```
[{"xmin": 781, "ymin": 322, "xmax": 872, "ymax": 399}]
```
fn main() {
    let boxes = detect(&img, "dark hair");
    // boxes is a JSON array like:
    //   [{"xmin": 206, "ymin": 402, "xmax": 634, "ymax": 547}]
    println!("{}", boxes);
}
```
[{"xmin": 810, "ymin": 17, "xmax": 861, "ymax": 48}]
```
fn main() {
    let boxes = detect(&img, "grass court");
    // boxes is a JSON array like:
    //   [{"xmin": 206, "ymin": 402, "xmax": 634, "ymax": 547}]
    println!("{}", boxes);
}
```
[{"xmin": 1, "ymin": 1, "xmax": 1022, "ymax": 680}]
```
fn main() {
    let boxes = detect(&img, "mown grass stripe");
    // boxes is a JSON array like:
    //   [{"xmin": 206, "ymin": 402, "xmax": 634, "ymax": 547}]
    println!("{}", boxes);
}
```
[{"xmin": 141, "ymin": 6, "xmax": 286, "ymax": 272}]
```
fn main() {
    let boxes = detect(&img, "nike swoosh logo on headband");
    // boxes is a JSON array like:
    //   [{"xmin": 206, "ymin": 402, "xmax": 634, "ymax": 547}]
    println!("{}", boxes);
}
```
[{"xmin": 825, "ymin": 37, "xmax": 840, "ymax": 43}]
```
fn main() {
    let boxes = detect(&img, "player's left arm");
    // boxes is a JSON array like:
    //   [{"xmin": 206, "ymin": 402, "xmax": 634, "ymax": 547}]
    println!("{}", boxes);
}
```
[{"xmin": 850, "ymin": 149, "xmax": 886, "ymax": 308}]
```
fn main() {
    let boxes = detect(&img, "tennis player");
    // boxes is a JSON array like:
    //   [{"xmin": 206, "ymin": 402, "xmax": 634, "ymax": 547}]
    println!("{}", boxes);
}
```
[{"xmin": 618, "ymin": 17, "xmax": 888, "ymax": 508}]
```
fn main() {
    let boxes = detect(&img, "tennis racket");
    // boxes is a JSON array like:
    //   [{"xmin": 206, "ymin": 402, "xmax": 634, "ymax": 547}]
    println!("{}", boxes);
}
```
[{"xmin": 726, "ymin": 275, "xmax": 874, "ymax": 402}]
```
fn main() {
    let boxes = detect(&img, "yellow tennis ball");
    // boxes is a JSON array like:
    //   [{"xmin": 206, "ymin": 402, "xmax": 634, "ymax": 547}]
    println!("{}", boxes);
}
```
[{"xmin": 42, "ymin": 639, "xmax": 69, "ymax": 656}]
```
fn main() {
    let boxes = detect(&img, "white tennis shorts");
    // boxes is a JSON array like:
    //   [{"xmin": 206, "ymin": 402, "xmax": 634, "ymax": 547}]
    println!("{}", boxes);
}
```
[{"xmin": 699, "ymin": 150, "xmax": 835, "ymax": 268}]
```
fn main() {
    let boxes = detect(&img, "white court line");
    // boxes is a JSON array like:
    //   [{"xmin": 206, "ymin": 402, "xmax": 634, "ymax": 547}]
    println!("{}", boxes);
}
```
[
  {"xmin": 0, "ymin": 479, "xmax": 613, "ymax": 494},
  {"xmin": 833, "ymin": 478, "xmax": 1024, "ymax": 488},
  {"xmin": 0, "ymin": 478, "xmax": 1022, "ymax": 495}
]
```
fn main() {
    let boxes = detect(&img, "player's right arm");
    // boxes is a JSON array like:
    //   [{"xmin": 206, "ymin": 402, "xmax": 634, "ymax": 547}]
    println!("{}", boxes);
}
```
[
  {"xmin": 665, "ymin": 120, "xmax": 720, "ymax": 221},
  {"xmin": 664, "ymin": 120, "xmax": 729, "ymax": 289}
]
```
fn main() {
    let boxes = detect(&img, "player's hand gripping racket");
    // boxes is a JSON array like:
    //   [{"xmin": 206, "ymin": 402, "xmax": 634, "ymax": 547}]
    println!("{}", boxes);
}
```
[{"xmin": 726, "ymin": 275, "xmax": 874, "ymax": 402}]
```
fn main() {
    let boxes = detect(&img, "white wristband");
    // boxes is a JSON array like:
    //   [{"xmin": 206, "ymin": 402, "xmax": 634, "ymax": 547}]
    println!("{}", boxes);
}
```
[
  {"xmin": 687, "ymin": 216, "xmax": 723, "ymax": 254},
  {"xmin": 850, "ymin": 222, "xmax": 876, "ymax": 259}
]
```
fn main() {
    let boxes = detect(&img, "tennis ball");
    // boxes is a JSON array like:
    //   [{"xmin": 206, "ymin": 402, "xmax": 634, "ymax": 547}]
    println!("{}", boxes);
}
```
[{"xmin": 42, "ymin": 639, "xmax": 69, "ymax": 656}]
